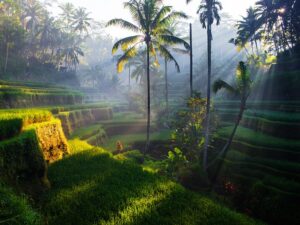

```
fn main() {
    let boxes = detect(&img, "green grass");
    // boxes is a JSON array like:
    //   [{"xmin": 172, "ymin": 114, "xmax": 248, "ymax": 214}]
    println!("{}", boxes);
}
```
[
  {"xmin": 216, "ymin": 109, "xmax": 300, "ymax": 122},
  {"xmin": 41, "ymin": 145, "xmax": 262, "ymax": 225},
  {"xmin": 216, "ymin": 126, "xmax": 300, "ymax": 151},
  {"xmin": 70, "ymin": 124, "xmax": 106, "ymax": 140},
  {"xmin": 101, "ymin": 112, "xmax": 146, "ymax": 127},
  {"xmin": 226, "ymin": 150, "xmax": 300, "ymax": 174},
  {"xmin": 103, "ymin": 130, "xmax": 172, "ymax": 152},
  {"xmin": 0, "ymin": 182, "xmax": 42, "ymax": 225}
]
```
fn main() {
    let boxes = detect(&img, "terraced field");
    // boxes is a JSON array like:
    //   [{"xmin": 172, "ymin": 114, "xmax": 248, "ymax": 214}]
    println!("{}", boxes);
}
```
[
  {"xmin": 0, "ymin": 80, "xmax": 83, "ymax": 108},
  {"xmin": 213, "ymin": 101, "xmax": 300, "ymax": 225}
]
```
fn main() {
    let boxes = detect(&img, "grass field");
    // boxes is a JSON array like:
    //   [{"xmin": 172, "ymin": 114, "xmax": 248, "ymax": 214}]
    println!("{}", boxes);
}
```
[
  {"xmin": 103, "ymin": 130, "xmax": 172, "ymax": 152},
  {"xmin": 216, "ymin": 125, "xmax": 300, "ymax": 151},
  {"xmin": 40, "ymin": 142, "xmax": 262, "ymax": 225}
]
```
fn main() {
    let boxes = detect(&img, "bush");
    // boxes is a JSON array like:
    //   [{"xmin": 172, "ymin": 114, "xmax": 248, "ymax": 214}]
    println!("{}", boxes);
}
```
[{"xmin": 0, "ymin": 182, "xmax": 42, "ymax": 225}]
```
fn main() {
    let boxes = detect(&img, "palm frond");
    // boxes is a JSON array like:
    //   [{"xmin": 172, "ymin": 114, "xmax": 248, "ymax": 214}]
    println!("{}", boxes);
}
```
[
  {"xmin": 151, "ymin": 5, "xmax": 172, "ymax": 29},
  {"xmin": 106, "ymin": 19, "xmax": 140, "ymax": 32},
  {"xmin": 157, "ymin": 44, "xmax": 180, "ymax": 72},
  {"xmin": 159, "ymin": 12, "xmax": 189, "ymax": 28},
  {"xmin": 117, "ymin": 44, "xmax": 140, "ymax": 73},
  {"xmin": 159, "ymin": 34, "xmax": 190, "ymax": 50},
  {"xmin": 213, "ymin": 79, "xmax": 236, "ymax": 94},
  {"xmin": 112, "ymin": 35, "xmax": 143, "ymax": 54}
]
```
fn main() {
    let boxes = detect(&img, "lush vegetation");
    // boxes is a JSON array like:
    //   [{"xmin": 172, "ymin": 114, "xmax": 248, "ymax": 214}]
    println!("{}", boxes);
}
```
[
  {"xmin": 0, "ymin": 0, "xmax": 299, "ymax": 225},
  {"xmin": 41, "ymin": 144, "xmax": 262, "ymax": 225}
]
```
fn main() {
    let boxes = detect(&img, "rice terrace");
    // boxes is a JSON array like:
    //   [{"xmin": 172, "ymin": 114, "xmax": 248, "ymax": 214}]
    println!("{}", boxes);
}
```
[{"xmin": 0, "ymin": 0, "xmax": 299, "ymax": 225}]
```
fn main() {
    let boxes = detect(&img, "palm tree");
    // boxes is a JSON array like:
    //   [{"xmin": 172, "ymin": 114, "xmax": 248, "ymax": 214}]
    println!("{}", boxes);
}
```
[
  {"xmin": 37, "ymin": 15, "xmax": 58, "ymax": 56},
  {"xmin": 72, "ymin": 7, "xmax": 92, "ymax": 36},
  {"xmin": 107, "ymin": 0, "xmax": 189, "ymax": 154},
  {"xmin": 237, "ymin": 7, "xmax": 262, "ymax": 55},
  {"xmin": 59, "ymin": 2, "xmax": 75, "ymax": 32},
  {"xmin": 186, "ymin": 0, "xmax": 222, "ymax": 170},
  {"xmin": 210, "ymin": 61, "xmax": 251, "ymax": 180},
  {"xmin": 58, "ymin": 45, "xmax": 84, "ymax": 72},
  {"xmin": 21, "ymin": 0, "xmax": 44, "ymax": 34}
]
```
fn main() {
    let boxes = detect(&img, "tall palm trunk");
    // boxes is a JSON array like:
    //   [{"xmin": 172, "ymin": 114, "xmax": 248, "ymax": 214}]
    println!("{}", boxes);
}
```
[
  {"xmin": 211, "ymin": 96, "xmax": 246, "ymax": 184},
  {"xmin": 145, "ymin": 40, "xmax": 151, "ymax": 155},
  {"xmin": 164, "ymin": 58, "xmax": 169, "ymax": 117},
  {"xmin": 128, "ymin": 65, "xmax": 131, "ymax": 91},
  {"xmin": 203, "ymin": 21, "xmax": 212, "ymax": 171},
  {"xmin": 4, "ymin": 43, "xmax": 10, "ymax": 73},
  {"xmin": 190, "ymin": 23, "xmax": 193, "ymax": 97},
  {"xmin": 254, "ymin": 39, "xmax": 259, "ymax": 55}
]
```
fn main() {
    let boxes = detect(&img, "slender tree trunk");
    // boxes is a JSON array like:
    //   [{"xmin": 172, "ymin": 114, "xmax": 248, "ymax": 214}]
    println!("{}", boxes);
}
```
[
  {"xmin": 164, "ymin": 58, "xmax": 169, "ymax": 116},
  {"xmin": 128, "ymin": 65, "xmax": 131, "ymax": 91},
  {"xmin": 254, "ymin": 39, "xmax": 259, "ymax": 55},
  {"xmin": 4, "ymin": 43, "xmax": 10, "ymax": 73},
  {"xmin": 203, "ymin": 22, "xmax": 212, "ymax": 171},
  {"xmin": 190, "ymin": 23, "xmax": 193, "ymax": 97},
  {"xmin": 211, "ymin": 97, "xmax": 246, "ymax": 185},
  {"xmin": 145, "ymin": 41, "xmax": 151, "ymax": 155}
]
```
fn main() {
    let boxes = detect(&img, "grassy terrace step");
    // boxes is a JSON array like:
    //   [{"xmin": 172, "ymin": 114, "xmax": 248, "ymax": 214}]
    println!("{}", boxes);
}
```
[
  {"xmin": 220, "ymin": 151, "xmax": 300, "ymax": 186},
  {"xmin": 226, "ymin": 150, "xmax": 300, "ymax": 175},
  {"xmin": 215, "ymin": 108, "xmax": 300, "ymax": 138},
  {"xmin": 214, "ymin": 100, "xmax": 300, "ymax": 112},
  {"xmin": 70, "ymin": 124, "xmax": 107, "ymax": 147},
  {"xmin": 0, "ymin": 81, "xmax": 83, "ymax": 108},
  {"xmin": 0, "ymin": 130, "xmax": 47, "ymax": 186},
  {"xmin": 103, "ymin": 130, "xmax": 172, "ymax": 152},
  {"xmin": 0, "ymin": 109, "xmax": 52, "ymax": 140},
  {"xmin": 224, "ymin": 164, "xmax": 300, "ymax": 196},
  {"xmin": 215, "ymin": 108, "xmax": 300, "ymax": 122},
  {"xmin": 56, "ymin": 107, "xmax": 113, "ymax": 136},
  {"xmin": 0, "ymin": 182, "xmax": 42, "ymax": 225},
  {"xmin": 216, "ymin": 126, "xmax": 300, "ymax": 152},
  {"xmin": 41, "ymin": 146, "xmax": 262, "ymax": 225},
  {"xmin": 240, "ymin": 116, "xmax": 300, "ymax": 139}
]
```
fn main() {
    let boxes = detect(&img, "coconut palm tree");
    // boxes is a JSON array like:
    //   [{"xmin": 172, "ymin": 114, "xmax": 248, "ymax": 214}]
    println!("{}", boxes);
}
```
[
  {"xmin": 237, "ymin": 7, "xmax": 262, "ymax": 54},
  {"xmin": 107, "ymin": 0, "xmax": 189, "ymax": 154},
  {"xmin": 59, "ymin": 2, "xmax": 75, "ymax": 32},
  {"xmin": 72, "ymin": 7, "xmax": 92, "ymax": 36},
  {"xmin": 58, "ymin": 45, "xmax": 84, "ymax": 72},
  {"xmin": 209, "ymin": 61, "xmax": 251, "ymax": 180},
  {"xmin": 21, "ymin": 0, "xmax": 44, "ymax": 33},
  {"xmin": 186, "ymin": 0, "xmax": 223, "ymax": 170}
]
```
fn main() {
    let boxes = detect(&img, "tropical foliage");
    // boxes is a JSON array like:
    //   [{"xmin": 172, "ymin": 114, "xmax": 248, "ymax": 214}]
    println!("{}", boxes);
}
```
[
  {"xmin": 107, "ymin": 0, "xmax": 189, "ymax": 153},
  {"xmin": 0, "ymin": 0, "xmax": 95, "ymax": 75},
  {"xmin": 232, "ymin": 0, "xmax": 299, "ymax": 57},
  {"xmin": 186, "ymin": 0, "xmax": 223, "ymax": 170}
]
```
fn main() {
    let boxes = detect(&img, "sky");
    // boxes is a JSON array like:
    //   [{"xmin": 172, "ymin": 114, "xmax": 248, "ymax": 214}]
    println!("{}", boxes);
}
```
[{"xmin": 56, "ymin": 0, "xmax": 256, "ymax": 38}]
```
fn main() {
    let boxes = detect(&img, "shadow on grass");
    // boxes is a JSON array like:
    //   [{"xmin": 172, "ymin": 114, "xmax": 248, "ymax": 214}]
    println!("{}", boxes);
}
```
[
  {"xmin": 41, "ymin": 149, "xmax": 261, "ymax": 225},
  {"xmin": 42, "ymin": 149, "xmax": 168, "ymax": 225}
]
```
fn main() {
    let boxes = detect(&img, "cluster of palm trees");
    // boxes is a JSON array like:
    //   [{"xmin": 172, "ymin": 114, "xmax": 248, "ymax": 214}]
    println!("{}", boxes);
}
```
[
  {"xmin": 0, "ymin": 0, "xmax": 93, "ymax": 74},
  {"xmin": 232, "ymin": 0, "xmax": 299, "ymax": 57},
  {"xmin": 107, "ymin": 0, "xmax": 191, "ymax": 154},
  {"xmin": 108, "ymin": 0, "xmax": 223, "ymax": 169}
]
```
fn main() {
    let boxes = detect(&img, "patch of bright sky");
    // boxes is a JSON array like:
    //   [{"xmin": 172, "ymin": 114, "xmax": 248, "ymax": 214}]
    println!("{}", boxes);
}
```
[{"xmin": 56, "ymin": 0, "xmax": 256, "ymax": 38}]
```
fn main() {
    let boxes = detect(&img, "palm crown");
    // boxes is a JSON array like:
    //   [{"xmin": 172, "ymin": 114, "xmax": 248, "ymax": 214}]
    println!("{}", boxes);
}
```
[
  {"xmin": 106, "ymin": 0, "xmax": 190, "ymax": 73},
  {"xmin": 213, "ymin": 61, "xmax": 251, "ymax": 98}
]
